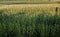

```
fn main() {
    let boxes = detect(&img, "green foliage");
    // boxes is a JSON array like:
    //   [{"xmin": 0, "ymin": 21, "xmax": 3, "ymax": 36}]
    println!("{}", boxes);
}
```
[{"xmin": 0, "ymin": 7, "xmax": 60, "ymax": 37}]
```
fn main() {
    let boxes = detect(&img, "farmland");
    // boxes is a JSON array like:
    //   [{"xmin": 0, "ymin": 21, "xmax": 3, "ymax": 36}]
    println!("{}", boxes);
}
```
[
  {"xmin": 0, "ymin": 4, "xmax": 60, "ymax": 37},
  {"xmin": 0, "ymin": 1, "xmax": 60, "ymax": 4}
]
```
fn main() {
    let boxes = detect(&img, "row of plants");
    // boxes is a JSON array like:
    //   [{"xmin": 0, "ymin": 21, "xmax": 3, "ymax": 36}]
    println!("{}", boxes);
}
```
[{"xmin": 0, "ymin": 7, "xmax": 60, "ymax": 37}]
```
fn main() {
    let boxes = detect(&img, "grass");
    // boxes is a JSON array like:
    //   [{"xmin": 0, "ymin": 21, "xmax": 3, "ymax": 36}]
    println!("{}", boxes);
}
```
[
  {"xmin": 0, "ymin": 5, "xmax": 60, "ymax": 37},
  {"xmin": 0, "ymin": 1, "xmax": 60, "ymax": 4}
]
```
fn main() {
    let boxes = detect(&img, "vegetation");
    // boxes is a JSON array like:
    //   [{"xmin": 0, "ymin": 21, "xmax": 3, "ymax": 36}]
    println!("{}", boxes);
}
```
[
  {"xmin": 0, "ymin": 6, "xmax": 60, "ymax": 37},
  {"xmin": 0, "ymin": 1, "xmax": 60, "ymax": 4}
]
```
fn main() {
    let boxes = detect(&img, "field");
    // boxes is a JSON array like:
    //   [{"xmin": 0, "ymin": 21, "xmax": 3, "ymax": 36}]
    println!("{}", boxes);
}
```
[
  {"xmin": 0, "ymin": 1, "xmax": 60, "ymax": 4},
  {"xmin": 0, "ymin": 4, "xmax": 60, "ymax": 37}
]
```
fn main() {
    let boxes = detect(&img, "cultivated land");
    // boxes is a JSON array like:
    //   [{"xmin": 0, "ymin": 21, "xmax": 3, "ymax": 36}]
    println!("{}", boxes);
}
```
[
  {"xmin": 0, "ymin": 1, "xmax": 60, "ymax": 4},
  {"xmin": 0, "ymin": 4, "xmax": 60, "ymax": 9},
  {"xmin": 0, "ymin": 4, "xmax": 60, "ymax": 15},
  {"xmin": 0, "ymin": 4, "xmax": 60, "ymax": 37}
]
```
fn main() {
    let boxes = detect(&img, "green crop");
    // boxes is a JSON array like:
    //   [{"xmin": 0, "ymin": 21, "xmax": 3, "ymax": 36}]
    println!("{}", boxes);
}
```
[{"xmin": 0, "ymin": 7, "xmax": 60, "ymax": 37}]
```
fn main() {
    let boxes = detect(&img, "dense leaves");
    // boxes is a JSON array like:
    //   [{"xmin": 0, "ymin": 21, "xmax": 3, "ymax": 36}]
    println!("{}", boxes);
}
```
[{"xmin": 0, "ymin": 7, "xmax": 60, "ymax": 37}]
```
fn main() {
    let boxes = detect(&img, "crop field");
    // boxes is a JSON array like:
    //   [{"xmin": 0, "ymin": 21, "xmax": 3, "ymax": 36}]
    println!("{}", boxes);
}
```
[
  {"xmin": 0, "ymin": 0, "xmax": 60, "ymax": 4},
  {"xmin": 0, "ymin": 1, "xmax": 60, "ymax": 4},
  {"xmin": 0, "ymin": 4, "xmax": 60, "ymax": 37}
]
